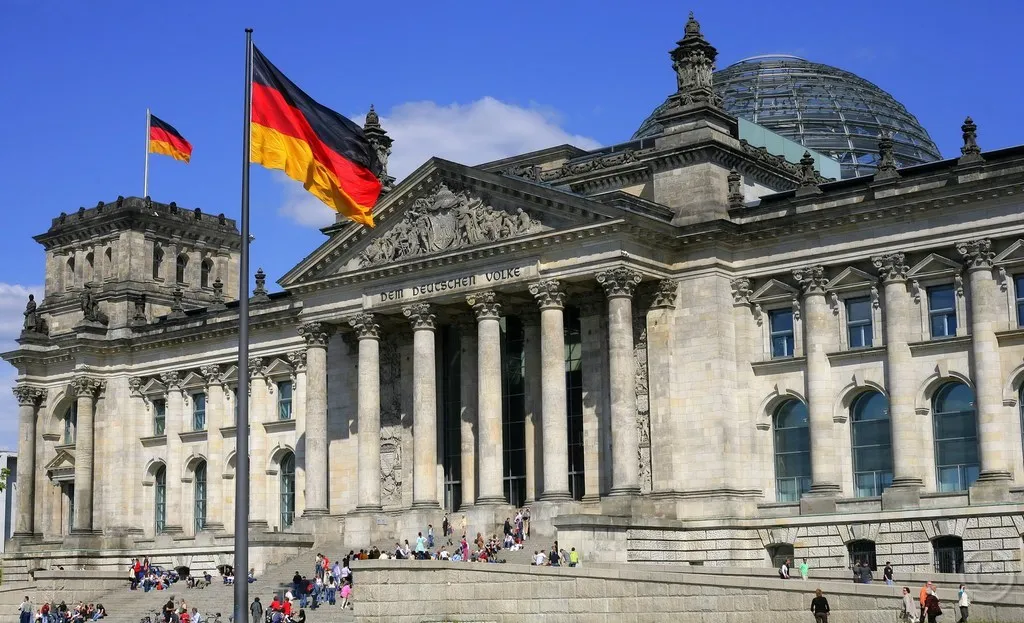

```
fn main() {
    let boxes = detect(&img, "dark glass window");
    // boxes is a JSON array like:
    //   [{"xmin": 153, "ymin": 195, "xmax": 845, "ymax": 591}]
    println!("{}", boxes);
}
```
[
  {"xmin": 441, "ymin": 326, "xmax": 463, "ymax": 512},
  {"xmin": 927, "ymin": 285, "xmax": 957, "ymax": 338},
  {"xmin": 63, "ymin": 403, "xmax": 78, "ymax": 445},
  {"xmin": 1015, "ymin": 275, "xmax": 1024, "ymax": 328},
  {"xmin": 933, "ymin": 536, "xmax": 964, "ymax": 573},
  {"xmin": 192, "ymin": 393, "xmax": 206, "ymax": 431},
  {"xmin": 200, "ymin": 259, "xmax": 212, "ymax": 288},
  {"xmin": 193, "ymin": 461, "xmax": 207, "ymax": 533},
  {"xmin": 851, "ymin": 391, "xmax": 893, "ymax": 497},
  {"xmin": 774, "ymin": 400, "xmax": 811, "ymax": 502},
  {"xmin": 565, "ymin": 306, "xmax": 585, "ymax": 501},
  {"xmin": 152, "ymin": 247, "xmax": 163, "ymax": 279},
  {"xmin": 846, "ymin": 296, "xmax": 873, "ymax": 348},
  {"xmin": 500, "ymin": 316, "xmax": 527, "ymax": 507},
  {"xmin": 153, "ymin": 399, "xmax": 166, "ymax": 436},
  {"xmin": 63, "ymin": 483, "xmax": 75, "ymax": 534},
  {"xmin": 280, "ymin": 452, "xmax": 295, "ymax": 528},
  {"xmin": 848, "ymin": 540, "xmax": 877, "ymax": 571},
  {"xmin": 769, "ymin": 309, "xmax": 795, "ymax": 358},
  {"xmin": 277, "ymin": 381, "xmax": 293, "ymax": 420},
  {"xmin": 154, "ymin": 465, "xmax": 166, "ymax": 534},
  {"xmin": 933, "ymin": 382, "xmax": 979, "ymax": 491},
  {"xmin": 176, "ymin": 254, "xmax": 188, "ymax": 284}
]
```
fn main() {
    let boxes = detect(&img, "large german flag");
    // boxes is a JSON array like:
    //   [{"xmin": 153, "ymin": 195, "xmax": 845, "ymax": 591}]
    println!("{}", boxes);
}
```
[
  {"xmin": 251, "ymin": 47, "xmax": 382, "ymax": 227},
  {"xmin": 149, "ymin": 115, "xmax": 193, "ymax": 163}
]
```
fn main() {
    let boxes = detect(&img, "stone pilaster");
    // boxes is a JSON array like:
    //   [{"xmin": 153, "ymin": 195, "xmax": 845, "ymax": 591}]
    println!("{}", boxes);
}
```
[
  {"xmin": 648, "ymin": 280, "xmax": 679, "ymax": 495},
  {"xmin": 159, "ymin": 371, "xmax": 185, "ymax": 534},
  {"xmin": 466, "ymin": 291, "xmax": 505, "ymax": 504},
  {"xmin": 793, "ymin": 265, "xmax": 840, "ymax": 510},
  {"xmin": 597, "ymin": 268, "xmax": 643, "ymax": 496},
  {"xmin": 873, "ymin": 254, "xmax": 923, "ymax": 509},
  {"xmin": 529, "ymin": 279, "xmax": 571, "ymax": 501},
  {"xmin": 247, "ymin": 357, "xmax": 270, "ymax": 530},
  {"xmin": 70, "ymin": 376, "xmax": 104, "ymax": 534},
  {"xmin": 404, "ymin": 303, "xmax": 440, "ymax": 508},
  {"xmin": 457, "ymin": 321, "xmax": 478, "ymax": 507},
  {"xmin": 350, "ymin": 313, "xmax": 382, "ymax": 511},
  {"xmin": 298, "ymin": 321, "xmax": 334, "ymax": 516},
  {"xmin": 13, "ymin": 385, "xmax": 44, "ymax": 537},
  {"xmin": 200, "ymin": 365, "xmax": 226, "ymax": 531},
  {"xmin": 578, "ymin": 301, "xmax": 605, "ymax": 501},
  {"xmin": 957, "ymin": 239, "xmax": 1013, "ymax": 501}
]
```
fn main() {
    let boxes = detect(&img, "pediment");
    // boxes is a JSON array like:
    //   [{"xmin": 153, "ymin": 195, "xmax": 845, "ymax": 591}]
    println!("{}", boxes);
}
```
[
  {"xmin": 994, "ymin": 239, "xmax": 1024, "ymax": 267},
  {"xmin": 264, "ymin": 357, "xmax": 294, "ymax": 379},
  {"xmin": 180, "ymin": 371, "xmax": 207, "ymax": 390},
  {"xmin": 45, "ymin": 448, "xmax": 75, "ymax": 472},
  {"xmin": 749, "ymin": 279, "xmax": 799, "ymax": 304},
  {"xmin": 907, "ymin": 254, "xmax": 961, "ymax": 280},
  {"xmin": 221, "ymin": 365, "xmax": 240, "ymax": 384},
  {"xmin": 279, "ymin": 158, "xmax": 617, "ymax": 287},
  {"xmin": 826, "ymin": 267, "xmax": 877, "ymax": 293},
  {"xmin": 139, "ymin": 378, "xmax": 167, "ymax": 397}
]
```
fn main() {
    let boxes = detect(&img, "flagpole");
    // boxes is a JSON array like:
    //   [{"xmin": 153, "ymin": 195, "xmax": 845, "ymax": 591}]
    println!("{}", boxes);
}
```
[
  {"xmin": 144, "ymin": 108, "xmax": 151, "ymax": 197},
  {"xmin": 233, "ymin": 27, "xmax": 253, "ymax": 623}
]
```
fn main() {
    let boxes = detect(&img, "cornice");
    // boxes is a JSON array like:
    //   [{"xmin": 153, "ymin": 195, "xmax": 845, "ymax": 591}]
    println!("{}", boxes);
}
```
[
  {"xmin": 749, "ymin": 356, "xmax": 806, "ymax": 375},
  {"xmin": 263, "ymin": 419, "xmax": 296, "ymax": 434},
  {"xmin": 907, "ymin": 335, "xmax": 972, "ymax": 356}
]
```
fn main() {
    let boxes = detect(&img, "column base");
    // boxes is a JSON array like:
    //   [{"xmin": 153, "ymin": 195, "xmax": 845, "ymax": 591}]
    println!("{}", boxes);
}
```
[
  {"xmin": 160, "ymin": 525, "xmax": 185, "ymax": 535},
  {"xmin": 969, "ymin": 473, "xmax": 1012, "ymax": 505},
  {"xmin": 352, "ymin": 504, "xmax": 383, "ymax": 514},
  {"xmin": 12, "ymin": 531, "xmax": 41, "ymax": 541},
  {"xmin": 800, "ymin": 485, "xmax": 840, "ymax": 515},
  {"xmin": 474, "ymin": 495, "xmax": 508, "ymax": 506},
  {"xmin": 608, "ymin": 486, "xmax": 641, "ymax": 497},
  {"xmin": 411, "ymin": 501, "xmax": 442, "ymax": 510},
  {"xmin": 301, "ymin": 508, "xmax": 329, "ymax": 518},
  {"xmin": 247, "ymin": 520, "xmax": 270, "ymax": 533},
  {"xmin": 538, "ymin": 491, "xmax": 572, "ymax": 502},
  {"xmin": 200, "ymin": 522, "xmax": 226, "ymax": 533},
  {"xmin": 881, "ymin": 483, "xmax": 921, "ymax": 510}
]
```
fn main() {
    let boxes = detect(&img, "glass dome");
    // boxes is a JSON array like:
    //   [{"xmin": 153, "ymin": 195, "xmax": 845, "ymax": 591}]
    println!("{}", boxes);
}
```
[{"xmin": 633, "ymin": 55, "xmax": 942, "ymax": 179}]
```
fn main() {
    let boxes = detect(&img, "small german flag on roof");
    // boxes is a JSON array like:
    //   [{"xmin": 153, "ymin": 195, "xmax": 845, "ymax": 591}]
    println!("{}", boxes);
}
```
[{"xmin": 149, "ymin": 115, "xmax": 192, "ymax": 164}]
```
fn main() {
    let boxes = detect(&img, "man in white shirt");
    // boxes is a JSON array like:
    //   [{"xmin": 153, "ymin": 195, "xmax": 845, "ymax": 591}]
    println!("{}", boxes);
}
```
[
  {"xmin": 534, "ymin": 551, "xmax": 546, "ymax": 566},
  {"xmin": 779, "ymin": 559, "xmax": 791, "ymax": 580},
  {"xmin": 439, "ymin": 548, "xmax": 450, "ymax": 560}
]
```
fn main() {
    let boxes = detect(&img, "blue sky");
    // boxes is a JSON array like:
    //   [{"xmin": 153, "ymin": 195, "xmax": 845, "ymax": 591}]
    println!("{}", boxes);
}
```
[{"xmin": 0, "ymin": 0, "xmax": 1022, "ymax": 448}]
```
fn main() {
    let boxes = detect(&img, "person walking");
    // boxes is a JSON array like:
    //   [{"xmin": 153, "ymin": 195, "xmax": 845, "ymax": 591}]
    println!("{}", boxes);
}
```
[
  {"xmin": 861, "ymin": 561, "xmax": 873, "ymax": 585},
  {"xmin": 18, "ymin": 596, "xmax": 32, "ymax": 623},
  {"xmin": 925, "ymin": 589, "xmax": 942, "ymax": 623},
  {"xmin": 902, "ymin": 587, "xmax": 917, "ymax": 623},
  {"xmin": 340, "ymin": 578, "xmax": 353, "ymax": 610},
  {"xmin": 884, "ymin": 561, "xmax": 894, "ymax": 586},
  {"xmin": 852, "ymin": 559, "xmax": 864, "ymax": 584},
  {"xmin": 919, "ymin": 581, "xmax": 935, "ymax": 623},
  {"xmin": 956, "ymin": 584, "xmax": 970, "ymax": 623},
  {"xmin": 810, "ymin": 588, "xmax": 830, "ymax": 623},
  {"xmin": 427, "ymin": 524, "xmax": 435, "ymax": 549},
  {"xmin": 249, "ymin": 597, "xmax": 262, "ymax": 623},
  {"xmin": 779, "ymin": 558, "xmax": 791, "ymax": 579},
  {"xmin": 799, "ymin": 559, "xmax": 809, "ymax": 580}
]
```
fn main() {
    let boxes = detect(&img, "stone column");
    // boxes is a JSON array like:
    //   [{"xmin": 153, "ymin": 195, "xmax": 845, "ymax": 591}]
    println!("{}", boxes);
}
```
[
  {"xmin": 597, "ymin": 268, "xmax": 643, "ymax": 496},
  {"xmin": 247, "ymin": 359, "xmax": 271, "ymax": 529},
  {"xmin": 578, "ymin": 301, "xmax": 606, "ymax": 500},
  {"xmin": 793, "ymin": 266, "xmax": 841, "ymax": 508},
  {"xmin": 298, "ymin": 321, "xmax": 334, "ymax": 516},
  {"xmin": 13, "ymin": 386, "xmax": 44, "ymax": 537},
  {"xmin": 648, "ymin": 280, "xmax": 679, "ymax": 494},
  {"xmin": 958, "ymin": 239, "xmax": 1013, "ymax": 498},
  {"xmin": 200, "ymin": 365, "xmax": 226, "ymax": 530},
  {"xmin": 521, "ymin": 315, "xmax": 542, "ymax": 502},
  {"xmin": 458, "ymin": 324, "xmax": 477, "ymax": 506},
  {"xmin": 160, "ymin": 372, "xmax": 185, "ymax": 533},
  {"xmin": 529, "ymin": 279, "xmax": 571, "ymax": 501},
  {"xmin": 350, "ymin": 313, "xmax": 382, "ymax": 511},
  {"xmin": 70, "ymin": 377, "xmax": 104, "ymax": 533},
  {"xmin": 873, "ymin": 254, "xmax": 923, "ymax": 508},
  {"xmin": 466, "ymin": 291, "xmax": 505, "ymax": 504},
  {"xmin": 404, "ymin": 303, "xmax": 440, "ymax": 508}
]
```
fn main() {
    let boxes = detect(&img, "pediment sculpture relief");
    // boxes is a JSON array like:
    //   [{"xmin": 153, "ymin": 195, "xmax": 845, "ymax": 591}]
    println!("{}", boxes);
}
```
[{"xmin": 358, "ymin": 182, "xmax": 546, "ymax": 267}]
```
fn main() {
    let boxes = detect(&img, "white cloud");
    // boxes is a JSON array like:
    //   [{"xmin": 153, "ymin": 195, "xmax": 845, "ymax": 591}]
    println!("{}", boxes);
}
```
[
  {"xmin": 0, "ymin": 283, "xmax": 41, "ymax": 451},
  {"xmin": 277, "ymin": 97, "xmax": 601, "ymax": 228}
]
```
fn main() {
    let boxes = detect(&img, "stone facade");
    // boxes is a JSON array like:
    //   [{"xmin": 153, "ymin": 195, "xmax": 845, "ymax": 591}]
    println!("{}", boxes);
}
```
[{"xmin": 5, "ymin": 15, "xmax": 1024, "ymax": 577}]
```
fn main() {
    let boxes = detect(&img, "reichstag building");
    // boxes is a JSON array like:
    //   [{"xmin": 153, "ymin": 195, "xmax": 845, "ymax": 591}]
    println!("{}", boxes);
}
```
[{"xmin": 5, "ymin": 14, "xmax": 1024, "ymax": 577}]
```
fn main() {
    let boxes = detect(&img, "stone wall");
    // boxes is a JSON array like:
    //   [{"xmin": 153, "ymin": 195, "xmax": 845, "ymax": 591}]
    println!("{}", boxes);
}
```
[{"xmin": 351, "ymin": 560, "xmax": 1024, "ymax": 623}]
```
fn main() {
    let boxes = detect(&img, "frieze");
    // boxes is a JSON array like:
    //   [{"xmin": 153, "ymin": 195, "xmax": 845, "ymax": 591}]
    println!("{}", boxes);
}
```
[
  {"xmin": 367, "ymin": 264, "xmax": 536, "ymax": 309},
  {"xmin": 357, "ymin": 182, "xmax": 546, "ymax": 267}
]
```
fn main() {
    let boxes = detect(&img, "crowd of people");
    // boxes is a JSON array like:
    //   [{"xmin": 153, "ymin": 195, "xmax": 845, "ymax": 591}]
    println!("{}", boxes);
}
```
[{"xmin": 18, "ymin": 597, "xmax": 107, "ymax": 623}]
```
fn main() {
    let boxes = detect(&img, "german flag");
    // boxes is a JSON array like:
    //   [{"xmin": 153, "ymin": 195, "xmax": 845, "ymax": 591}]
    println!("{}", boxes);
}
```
[
  {"xmin": 250, "ymin": 46, "xmax": 382, "ymax": 227},
  {"xmin": 149, "ymin": 115, "xmax": 193, "ymax": 164}
]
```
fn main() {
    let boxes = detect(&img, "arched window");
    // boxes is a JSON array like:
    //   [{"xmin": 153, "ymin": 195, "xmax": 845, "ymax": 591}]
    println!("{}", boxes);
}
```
[
  {"xmin": 1020, "ymin": 385, "xmax": 1024, "ymax": 469},
  {"xmin": 200, "ymin": 259, "xmax": 213, "ymax": 288},
  {"xmin": 773, "ymin": 400, "xmax": 811, "ymax": 502},
  {"xmin": 176, "ymin": 254, "xmax": 188, "ymax": 284},
  {"xmin": 63, "ymin": 403, "xmax": 78, "ymax": 445},
  {"xmin": 66, "ymin": 257, "xmax": 76, "ymax": 289},
  {"xmin": 154, "ymin": 465, "xmax": 166, "ymax": 534},
  {"xmin": 152, "ymin": 246, "xmax": 163, "ymax": 280},
  {"xmin": 85, "ymin": 252, "xmax": 94, "ymax": 283},
  {"xmin": 933, "ymin": 382, "xmax": 980, "ymax": 491},
  {"xmin": 193, "ymin": 461, "xmax": 207, "ymax": 533},
  {"xmin": 280, "ymin": 452, "xmax": 296, "ymax": 529},
  {"xmin": 851, "ymin": 391, "xmax": 894, "ymax": 497},
  {"xmin": 933, "ymin": 536, "xmax": 964, "ymax": 573},
  {"xmin": 104, "ymin": 247, "xmax": 112, "ymax": 278},
  {"xmin": 847, "ymin": 539, "xmax": 877, "ymax": 571}
]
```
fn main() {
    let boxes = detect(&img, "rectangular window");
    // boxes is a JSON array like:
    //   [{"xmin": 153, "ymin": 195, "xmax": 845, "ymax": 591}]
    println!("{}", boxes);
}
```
[
  {"xmin": 769, "ymin": 309, "xmax": 795, "ymax": 358},
  {"xmin": 441, "ymin": 326, "xmax": 463, "ymax": 512},
  {"xmin": 153, "ymin": 399, "xmax": 166, "ymax": 436},
  {"xmin": 927, "ymin": 284, "xmax": 957, "ymax": 338},
  {"xmin": 192, "ymin": 393, "xmax": 206, "ymax": 431},
  {"xmin": 63, "ymin": 403, "xmax": 78, "ymax": 445},
  {"xmin": 1015, "ymin": 275, "xmax": 1024, "ymax": 328},
  {"xmin": 277, "ymin": 381, "xmax": 293, "ymax": 420},
  {"xmin": 564, "ymin": 306, "xmax": 585, "ymax": 501},
  {"xmin": 500, "ymin": 316, "xmax": 527, "ymax": 508},
  {"xmin": 846, "ymin": 296, "xmax": 873, "ymax": 348}
]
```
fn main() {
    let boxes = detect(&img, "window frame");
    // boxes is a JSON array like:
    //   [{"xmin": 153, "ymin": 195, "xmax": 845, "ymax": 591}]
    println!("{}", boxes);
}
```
[
  {"xmin": 772, "ymin": 399, "xmax": 812, "ymax": 503},
  {"xmin": 193, "ymin": 461, "xmax": 207, "ymax": 533},
  {"xmin": 843, "ymin": 295, "xmax": 875, "ymax": 350},
  {"xmin": 152, "ymin": 245, "xmax": 164, "ymax": 281},
  {"xmin": 850, "ymin": 391, "xmax": 893, "ymax": 498},
  {"xmin": 280, "ymin": 452, "xmax": 296, "ymax": 529},
  {"xmin": 176, "ymin": 253, "xmax": 188, "ymax": 284},
  {"xmin": 191, "ymin": 392, "xmax": 206, "ymax": 431},
  {"xmin": 1014, "ymin": 273, "xmax": 1024, "ymax": 329},
  {"xmin": 200, "ymin": 258, "xmax": 213, "ymax": 289},
  {"xmin": 932, "ymin": 382, "xmax": 980, "ymax": 492},
  {"xmin": 63, "ymin": 403, "xmax": 78, "ymax": 445},
  {"xmin": 153, "ymin": 398, "xmax": 167, "ymax": 437},
  {"xmin": 154, "ymin": 464, "xmax": 167, "ymax": 534},
  {"xmin": 926, "ymin": 283, "xmax": 958, "ymax": 339},
  {"xmin": 768, "ymin": 308, "xmax": 796, "ymax": 359},
  {"xmin": 277, "ymin": 380, "xmax": 293, "ymax": 420}
]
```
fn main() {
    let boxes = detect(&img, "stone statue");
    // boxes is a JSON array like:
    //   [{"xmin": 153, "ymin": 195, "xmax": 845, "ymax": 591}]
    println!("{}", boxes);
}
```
[
  {"xmin": 79, "ymin": 283, "xmax": 108, "ymax": 325},
  {"xmin": 23, "ymin": 294, "xmax": 39, "ymax": 332}
]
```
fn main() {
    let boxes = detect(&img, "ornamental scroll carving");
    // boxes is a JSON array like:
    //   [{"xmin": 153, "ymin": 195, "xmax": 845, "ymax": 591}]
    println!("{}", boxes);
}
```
[
  {"xmin": 379, "ymin": 334, "xmax": 403, "ymax": 506},
  {"xmin": 358, "ymin": 183, "xmax": 545, "ymax": 267}
]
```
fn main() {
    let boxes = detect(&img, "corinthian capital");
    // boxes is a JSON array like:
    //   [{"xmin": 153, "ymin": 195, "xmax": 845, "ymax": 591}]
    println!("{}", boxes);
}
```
[
  {"xmin": 730, "ymin": 277, "xmax": 752, "ymax": 305},
  {"xmin": 956, "ymin": 238, "xmax": 995, "ymax": 269},
  {"xmin": 348, "ymin": 312, "xmax": 380, "ymax": 340},
  {"xmin": 159, "ymin": 371, "xmax": 181, "ymax": 390},
  {"xmin": 299, "ymin": 321, "xmax": 335, "ymax": 347},
  {"xmin": 199, "ymin": 364, "xmax": 223, "ymax": 385},
  {"xmin": 70, "ymin": 377, "xmax": 104, "ymax": 399},
  {"xmin": 13, "ymin": 385, "xmax": 44, "ymax": 407},
  {"xmin": 466, "ymin": 291, "xmax": 501, "ymax": 321},
  {"xmin": 403, "ymin": 303, "xmax": 437, "ymax": 330},
  {"xmin": 248, "ymin": 356, "xmax": 267, "ymax": 378},
  {"xmin": 792, "ymin": 265, "xmax": 828, "ymax": 295},
  {"xmin": 651, "ymin": 279, "xmax": 680, "ymax": 309},
  {"xmin": 596, "ymin": 267, "xmax": 642, "ymax": 299},
  {"xmin": 528, "ymin": 279, "xmax": 566, "ymax": 310},
  {"xmin": 872, "ymin": 253, "xmax": 909, "ymax": 283}
]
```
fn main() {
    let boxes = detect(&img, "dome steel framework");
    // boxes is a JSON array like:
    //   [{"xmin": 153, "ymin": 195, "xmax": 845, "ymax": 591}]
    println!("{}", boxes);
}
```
[{"xmin": 634, "ymin": 55, "xmax": 942, "ymax": 179}]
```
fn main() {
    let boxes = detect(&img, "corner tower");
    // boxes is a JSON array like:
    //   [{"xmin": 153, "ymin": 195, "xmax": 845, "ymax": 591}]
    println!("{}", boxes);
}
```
[{"xmin": 32, "ymin": 196, "xmax": 242, "ymax": 335}]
